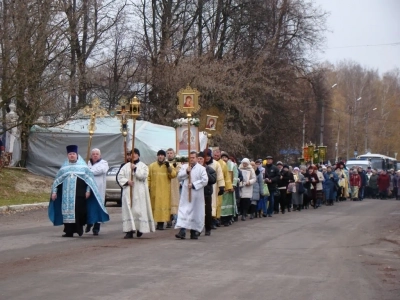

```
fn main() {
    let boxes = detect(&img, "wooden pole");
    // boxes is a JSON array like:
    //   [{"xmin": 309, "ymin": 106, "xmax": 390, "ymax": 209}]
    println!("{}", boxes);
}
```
[
  {"xmin": 187, "ymin": 114, "xmax": 191, "ymax": 202},
  {"xmin": 130, "ymin": 118, "xmax": 137, "ymax": 208},
  {"xmin": 123, "ymin": 137, "xmax": 127, "ymax": 163}
]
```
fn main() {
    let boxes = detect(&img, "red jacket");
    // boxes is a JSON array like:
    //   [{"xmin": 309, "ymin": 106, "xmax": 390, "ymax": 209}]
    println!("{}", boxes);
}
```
[
  {"xmin": 350, "ymin": 173, "xmax": 361, "ymax": 188},
  {"xmin": 377, "ymin": 174, "xmax": 391, "ymax": 191}
]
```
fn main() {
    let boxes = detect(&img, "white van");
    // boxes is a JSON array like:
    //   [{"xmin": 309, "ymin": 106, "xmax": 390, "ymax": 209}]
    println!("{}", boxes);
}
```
[{"xmin": 345, "ymin": 160, "xmax": 371, "ymax": 171}]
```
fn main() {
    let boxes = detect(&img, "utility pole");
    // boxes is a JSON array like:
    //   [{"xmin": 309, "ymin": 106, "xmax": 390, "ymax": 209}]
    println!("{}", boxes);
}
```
[
  {"xmin": 347, "ymin": 106, "xmax": 352, "ymax": 160},
  {"xmin": 320, "ymin": 83, "xmax": 338, "ymax": 146},
  {"xmin": 364, "ymin": 112, "xmax": 368, "ymax": 153},
  {"xmin": 302, "ymin": 111, "xmax": 305, "ymax": 148},
  {"xmin": 335, "ymin": 115, "xmax": 340, "ymax": 163},
  {"xmin": 320, "ymin": 99, "xmax": 324, "ymax": 146}
]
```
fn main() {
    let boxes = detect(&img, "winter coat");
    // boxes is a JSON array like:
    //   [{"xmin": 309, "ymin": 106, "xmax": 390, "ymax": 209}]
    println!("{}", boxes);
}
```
[
  {"xmin": 358, "ymin": 171, "xmax": 367, "ymax": 187},
  {"xmin": 264, "ymin": 164, "xmax": 280, "ymax": 191},
  {"xmin": 277, "ymin": 170, "xmax": 294, "ymax": 189},
  {"xmin": 377, "ymin": 174, "xmax": 391, "ymax": 192},
  {"xmin": 204, "ymin": 165, "xmax": 217, "ymax": 196},
  {"xmin": 239, "ymin": 164, "xmax": 256, "ymax": 198},
  {"xmin": 350, "ymin": 173, "xmax": 361, "ymax": 187},
  {"xmin": 369, "ymin": 174, "xmax": 378, "ymax": 189},
  {"xmin": 315, "ymin": 171, "xmax": 325, "ymax": 191},
  {"xmin": 252, "ymin": 170, "xmax": 264, "ymax": 201}
]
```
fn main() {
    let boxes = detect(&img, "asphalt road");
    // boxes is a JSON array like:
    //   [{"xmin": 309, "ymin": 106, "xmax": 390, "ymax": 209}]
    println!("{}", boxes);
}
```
[{"xmin": 0, "ymin": 199, "xmax": 399, "ymax": 300}]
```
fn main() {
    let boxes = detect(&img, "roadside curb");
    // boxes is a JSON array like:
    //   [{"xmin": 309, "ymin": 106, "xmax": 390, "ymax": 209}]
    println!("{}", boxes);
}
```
[{"xmin": 0, "ymin": 202, "xmax": 49, "ymax": 213}]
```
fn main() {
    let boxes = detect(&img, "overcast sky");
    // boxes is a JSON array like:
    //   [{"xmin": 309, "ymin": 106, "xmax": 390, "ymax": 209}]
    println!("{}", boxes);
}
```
[{"xmin": 314, "ymin": 0, "xmax": 400, "ymax": 74}]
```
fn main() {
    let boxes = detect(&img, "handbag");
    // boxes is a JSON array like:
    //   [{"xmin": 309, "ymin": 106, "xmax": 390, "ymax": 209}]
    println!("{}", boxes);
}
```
[
  {"xmin": 287, "ymin": 182, "xmax": 296, "ymax": 193},
  {"xmin": 262, "ymin": 183, "xmax": 270, "ymax": 196},
  {"xmin": 297, "ymin": 182, "xmax": 305, "ymax": 194}
]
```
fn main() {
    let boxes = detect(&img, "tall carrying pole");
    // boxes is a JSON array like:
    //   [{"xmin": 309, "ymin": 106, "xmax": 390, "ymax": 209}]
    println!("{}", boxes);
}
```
[
  {"xmin": 128, "ymin": 96, "xmax": 140, "ymax": 207},
  {"xmin": 187, "ymin": 113, "xmax": 192, "ymax": 202}
]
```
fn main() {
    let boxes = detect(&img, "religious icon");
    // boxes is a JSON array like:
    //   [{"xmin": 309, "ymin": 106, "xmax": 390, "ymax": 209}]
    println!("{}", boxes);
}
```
[
  {"xmin": 205, "ymin": 115, "xmax": 218, "ymax": 130},
  {"xmin": 176, "ymin": 126, "xmax": 199, "ymax": 155},
  {"xmin": 183, "ymin": 95, "xmax": 194, "ymax": 108}
]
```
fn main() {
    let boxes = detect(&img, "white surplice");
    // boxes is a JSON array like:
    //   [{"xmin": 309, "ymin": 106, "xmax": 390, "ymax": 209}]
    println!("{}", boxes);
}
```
[
  {"xmin": 175, "ymin": 163, "xmax": 208, "ymax": 232},
  {"xmin": 117, "ymin": 161, "xmax": 155, "ymax": 233}
]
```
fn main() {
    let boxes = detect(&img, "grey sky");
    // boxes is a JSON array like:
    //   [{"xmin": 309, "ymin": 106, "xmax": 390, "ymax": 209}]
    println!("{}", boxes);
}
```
[{"xmin": 314, "ymin": 0, "xmax": 400, "ymax": 74}]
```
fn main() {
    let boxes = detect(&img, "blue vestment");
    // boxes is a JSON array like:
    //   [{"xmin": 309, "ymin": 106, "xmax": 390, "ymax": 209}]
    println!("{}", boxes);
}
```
[{"xmin": 48, "ymin": 156, "xmax": 109, "ymax": 226}]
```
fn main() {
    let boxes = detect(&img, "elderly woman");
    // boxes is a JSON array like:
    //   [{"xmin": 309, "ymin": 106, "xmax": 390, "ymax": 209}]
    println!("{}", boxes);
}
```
[
  {"xmin": 304, "ymin": 166, "xmax": 319, "ymax": 209},
  {"xmin": 324, "ymin": 165, "xmax": 339, "ymax": 206},
  {"xmin": 291, "ymin": 167, "xmax": 305, "ymax": 211},
  {"xmin": 250, "ymin": 161, "xmax": 264, "ymax": 219},
  {"xmin": 239, "ymin": 158, "xmax": 256, "ymax": 221}
]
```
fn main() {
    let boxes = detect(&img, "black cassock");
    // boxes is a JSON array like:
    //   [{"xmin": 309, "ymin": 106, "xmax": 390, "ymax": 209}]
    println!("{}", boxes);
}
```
[{"xmin": 63, "ymin": 178, "xmax": 88, "ymax": 235}]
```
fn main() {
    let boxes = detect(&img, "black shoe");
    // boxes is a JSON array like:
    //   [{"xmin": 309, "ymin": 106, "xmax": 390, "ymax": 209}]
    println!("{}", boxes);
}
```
[
  {"xmin": 156, "ymin": 225, "xmax": 164, "ymax": 230},
  {"xmin": 175, "ymin": 232, "xmax": 186, "ymax": 239},
  {"xmin": 223, "ymin": 222, "xmax": 230, "ymax": 227},
  {"xmin": 78, "ymin": 228, "xmax": 84, "ymax": 237},
  {"xmin": 288, "ymin": 208, "xmax": 291, "ymax": 212},
  {"xmin": 62, "ymin": 233, "xmax": 73, "ymax": 237},
  {"xmin": 281, "ymin": 210, "xmax": 285, "ymax": 214},
  {"xmin": 124, "ymin": 231, "xmax": 134, "ymax": 239},
  {"xmin": 262, "ymin": 213, "xmax": 267, "ymax": 217},
  {"xmin": 190, "ymin": 231, "xmax": 199, "ymax": 239},
  {"xmin": 93, "ymin": 232, "xmax": 99, "ymax": 236},
  {"xmin": 85, "ymin": 224, "xmax": 93, "ymax": 233},
  {"xmin": 136, "ymin": 231, "xmax": 143, "ymax": 238},
  {"xmin": 166, "ymin": 221, "xmax": 172, "ymax": 228},
  {"xmin": 274, "ymin": 211, "xmax": 279, "ymax": 214},
  {"xmin": 205, "ymin": 231, "xmax": 211, "ymax": 236}
]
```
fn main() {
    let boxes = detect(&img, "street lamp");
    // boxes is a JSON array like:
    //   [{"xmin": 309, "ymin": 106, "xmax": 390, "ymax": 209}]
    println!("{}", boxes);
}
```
[
  {"xmin": 332, "ymin": 109, "xmax": 341, "ymax": 163},
  {"xmin": 364, "ymin": 107, "xmax": 377, "ymax": 153},
  {"xmin": 346, "ymin": 96, "xmax": 362, "ymax": 160},
  {"xmin": 300, "ymin": 110, "xmax": 305, "ymax": 148},
  {"xmin": 320, "ymin": 83, "xmax": 337, "ymax": 146}
]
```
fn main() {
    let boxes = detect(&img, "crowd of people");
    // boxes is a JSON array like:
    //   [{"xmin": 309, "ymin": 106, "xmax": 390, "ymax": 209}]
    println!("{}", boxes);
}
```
[{"xmin": 48, "ymin": 145, "xmax": 399, "ymax": 240}]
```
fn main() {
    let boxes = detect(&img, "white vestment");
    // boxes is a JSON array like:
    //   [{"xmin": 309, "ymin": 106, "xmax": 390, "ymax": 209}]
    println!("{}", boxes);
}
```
[
  {"xmin": 88, "ymin": 159, "xmax": 109, "ymax": 203},
  {"xmin": 117, "ymin": 161, "xmax": 155, "ymax": 233},
  {"xmin": 175, "ymin": 163, "xmax": 208, "ymax": 232}
]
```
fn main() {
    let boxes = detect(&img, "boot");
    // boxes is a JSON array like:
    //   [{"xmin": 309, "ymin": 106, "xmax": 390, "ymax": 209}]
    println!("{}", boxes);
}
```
[
  {"xmin": 175, "ymin": 229, "xmax": 186, "ymax": 239},
  {"xmin": 124, "ymin": 231, "xmax": 134, "ymax": 239}
]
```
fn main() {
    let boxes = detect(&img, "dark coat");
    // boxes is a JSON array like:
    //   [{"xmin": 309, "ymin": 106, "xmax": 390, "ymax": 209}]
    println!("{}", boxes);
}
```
[
  {"xmin": 204, "ymin": 165, "xmax": 217, "ymax": 196},
  {"xmin": 264, "ymin": 164, "xmax": 280, "ymax": 190}
]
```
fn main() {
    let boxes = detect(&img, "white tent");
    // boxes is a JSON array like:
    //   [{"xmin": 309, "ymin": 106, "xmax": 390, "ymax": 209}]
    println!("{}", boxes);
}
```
[{"xmin": 27, "ymin": 117, "xmax": 206, "ymax": 177}]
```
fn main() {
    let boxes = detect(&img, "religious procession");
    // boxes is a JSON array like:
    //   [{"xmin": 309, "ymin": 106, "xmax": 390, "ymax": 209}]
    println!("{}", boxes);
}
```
[{"xmin": 47, "ymin": 87, "xmax": 393, "ymax": 241}]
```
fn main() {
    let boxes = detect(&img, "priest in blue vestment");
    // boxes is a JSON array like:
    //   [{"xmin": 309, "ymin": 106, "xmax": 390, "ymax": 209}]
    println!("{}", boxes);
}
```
[{"xmin": 48, "ymin": 145, "xmax": 109, "ymax": 237}]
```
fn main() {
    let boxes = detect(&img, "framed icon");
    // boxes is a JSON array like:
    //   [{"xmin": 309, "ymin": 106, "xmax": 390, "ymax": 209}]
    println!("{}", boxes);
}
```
[
  {"xmin": 176, "ymin": 126, "xmax": 199, "ymax": 156},
  {"xmin": 205, "ymin": 115, "xmax": 218, "ymax": 130},
  {"xmin": 177, "ymin": 85, "xmax": 201, "ymax": 113}
]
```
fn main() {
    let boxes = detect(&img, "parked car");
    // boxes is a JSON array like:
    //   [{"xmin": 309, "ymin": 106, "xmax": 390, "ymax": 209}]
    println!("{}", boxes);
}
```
[{"xmin": 105, "ymin": 165, "xmax": 122, "ymax": 206}]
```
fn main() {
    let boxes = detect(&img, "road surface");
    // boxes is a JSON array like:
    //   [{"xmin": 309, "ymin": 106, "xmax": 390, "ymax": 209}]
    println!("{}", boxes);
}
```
[{"xmin": 0, "ymin": 199, "xmax": 399, "ymax": 300}]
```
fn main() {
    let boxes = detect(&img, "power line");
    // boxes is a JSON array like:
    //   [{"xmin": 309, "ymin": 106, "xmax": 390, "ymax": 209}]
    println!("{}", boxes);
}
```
[{"xmin": 326, "ymin": 42, "xmax": 400, "ymax": 50}]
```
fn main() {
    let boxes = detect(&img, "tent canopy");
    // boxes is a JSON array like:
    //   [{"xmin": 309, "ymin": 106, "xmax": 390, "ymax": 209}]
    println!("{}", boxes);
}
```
[{"xmin": 27, "ymin": 118, "xmax": 179, "ymax": 177}]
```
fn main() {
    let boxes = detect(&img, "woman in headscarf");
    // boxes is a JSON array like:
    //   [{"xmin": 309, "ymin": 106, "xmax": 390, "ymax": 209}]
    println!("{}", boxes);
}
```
[
  {"xmin": 291, "ymin": 167, "xmax": 305, "ymax": 211},
  {"xmin": 250, "ymin": 161, "xmax": 264, "ymax": 219},
  {"xmin": 238, "ymin": 158, "xmax": 256, "ymax": 221}
]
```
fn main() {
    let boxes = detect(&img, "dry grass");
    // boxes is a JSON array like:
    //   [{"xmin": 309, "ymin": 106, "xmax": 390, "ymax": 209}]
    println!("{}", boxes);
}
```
[{"xmin": 0, "ymin": 168, "xmax": 52, "ymax": 207}]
